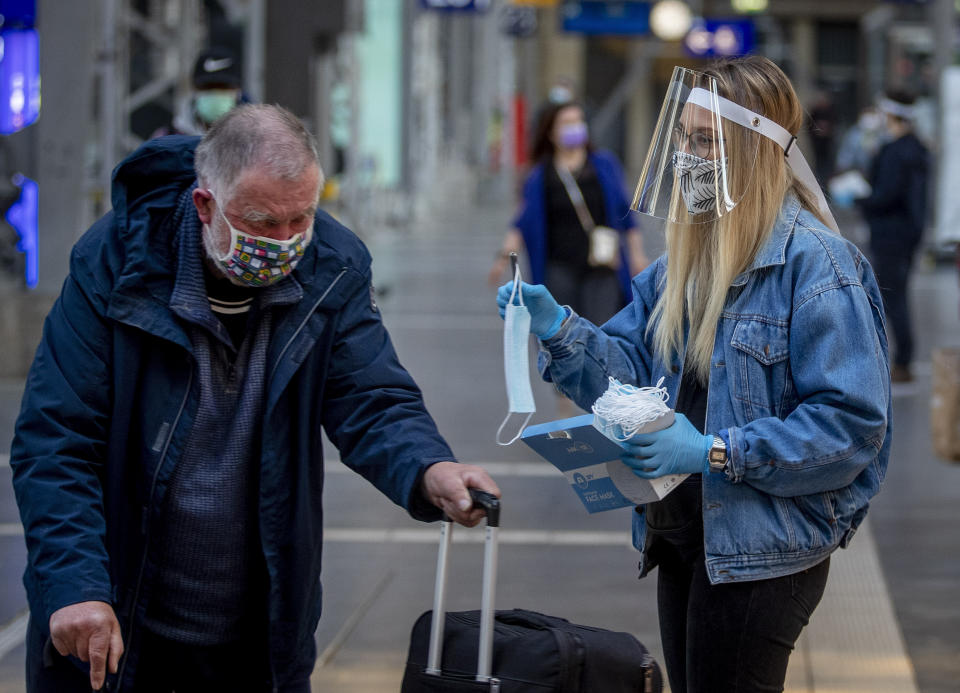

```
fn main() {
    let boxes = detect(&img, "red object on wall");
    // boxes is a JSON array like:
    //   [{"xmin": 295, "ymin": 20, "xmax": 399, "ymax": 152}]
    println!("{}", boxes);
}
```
[{"xmin": 514, "ymin": 93, "xmax": 527, "ymax": 167}]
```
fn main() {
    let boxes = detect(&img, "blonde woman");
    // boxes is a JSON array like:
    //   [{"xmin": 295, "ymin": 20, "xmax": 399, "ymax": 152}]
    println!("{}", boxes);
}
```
[{"xmin": 496, "ymin": 56, "xmax": 890, "ymax": 693}]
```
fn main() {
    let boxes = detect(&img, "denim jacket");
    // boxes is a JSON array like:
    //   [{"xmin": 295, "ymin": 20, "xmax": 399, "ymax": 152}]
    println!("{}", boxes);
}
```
[{"xmin": 539, "ymin": 196, "xmax": 891, "ymax": 583}]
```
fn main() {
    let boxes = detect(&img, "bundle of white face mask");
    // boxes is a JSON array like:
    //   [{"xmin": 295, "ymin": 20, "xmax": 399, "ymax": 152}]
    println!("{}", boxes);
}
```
[{"xmin": 592, "ymin": 376, "xmax": 675, "ymax": 441}]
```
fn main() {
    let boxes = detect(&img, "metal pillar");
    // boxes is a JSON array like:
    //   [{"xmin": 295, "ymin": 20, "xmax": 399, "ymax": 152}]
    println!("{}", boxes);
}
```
[
  {"xmin": 408, "ymin": 9, "xmax": 442, "ymax": 217},
  {"xmin": 221, "ymin": 0, "xmax": 266, "ymax": 102},
  {"xmin": 96, "ymin": 0, "xmax": 204, "ymax": 205},
  {"xmin": 930, "ymin": 0, "xmax": 955, "ymax": 148},
  {"xmin": 35, "ymin": 0, "xmax": 99, "ymax": 292}
]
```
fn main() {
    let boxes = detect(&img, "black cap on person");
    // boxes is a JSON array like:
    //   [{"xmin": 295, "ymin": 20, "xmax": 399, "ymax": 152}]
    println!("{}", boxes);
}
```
[{"xmin": 192, "ymin": 47, "xmax": 242, "ymax": 90}]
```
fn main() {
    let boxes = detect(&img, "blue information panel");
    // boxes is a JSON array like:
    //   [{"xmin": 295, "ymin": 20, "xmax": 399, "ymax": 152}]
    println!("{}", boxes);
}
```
[
  {"xmin": 419, "ymin": 0, "xmax": 491, "ymax": 11},
  {"xmin": 684, "ymin": 19, "xmax": 755, "ymax": 57},
  {"xmin": 0, "ymin": 28, "xmax": 41, "ymax": 134},
  {"xmin": 561, "ymin": 1, "xmax": 650, "ymax": 36}
]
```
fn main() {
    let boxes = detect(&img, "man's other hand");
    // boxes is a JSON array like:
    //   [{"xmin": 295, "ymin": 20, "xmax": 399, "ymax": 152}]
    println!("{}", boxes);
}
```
[
  {"xmin": 49, "ymin": 600, "xmax": 124, "ymax": 690},
  {"xmin": 422, "ymin": 461, "xmax": 501, "ymax": 527}
]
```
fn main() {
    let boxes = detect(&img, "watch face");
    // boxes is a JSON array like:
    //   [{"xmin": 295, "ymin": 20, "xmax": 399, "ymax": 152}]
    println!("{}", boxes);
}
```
[{"xmin": 709, "ymin": 438, "xmax": 727, "ymax": 468}]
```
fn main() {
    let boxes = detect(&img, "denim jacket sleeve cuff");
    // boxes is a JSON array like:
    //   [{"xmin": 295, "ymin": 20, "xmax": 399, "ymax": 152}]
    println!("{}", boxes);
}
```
[{"xmin": 536, "ymin": 306, "xmax": 576, "ymax": 382}]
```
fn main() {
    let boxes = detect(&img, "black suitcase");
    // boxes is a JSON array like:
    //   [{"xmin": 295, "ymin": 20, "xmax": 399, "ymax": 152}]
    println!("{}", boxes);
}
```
[{"xmin": 400, "ymin": 491, "xmax": 662, "ymax": 692}]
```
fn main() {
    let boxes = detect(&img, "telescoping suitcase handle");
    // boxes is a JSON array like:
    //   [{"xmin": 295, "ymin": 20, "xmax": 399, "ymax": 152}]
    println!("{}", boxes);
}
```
[{"xmin": 426, "ymin": 489, "xmax": 501, "ymax": 689}]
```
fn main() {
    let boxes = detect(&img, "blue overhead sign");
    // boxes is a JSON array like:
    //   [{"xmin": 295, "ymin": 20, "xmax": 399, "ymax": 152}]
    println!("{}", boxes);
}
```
[
  {"xmin": 419, "ymin": 0, "xmax": 491, "ymax": 11},
  {"xmin": 684, "ymin": 19, "xmax": 755, "ymax": 57},
  {"xmin": 561, "ymin": 1, "xmax": 650, "ymax": 36}
]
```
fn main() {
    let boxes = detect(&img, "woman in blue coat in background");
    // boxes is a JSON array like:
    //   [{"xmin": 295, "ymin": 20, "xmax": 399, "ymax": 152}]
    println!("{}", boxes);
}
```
[{"xmin": 489, "ymin": 101, "xmax": 648, "ymax": 326}]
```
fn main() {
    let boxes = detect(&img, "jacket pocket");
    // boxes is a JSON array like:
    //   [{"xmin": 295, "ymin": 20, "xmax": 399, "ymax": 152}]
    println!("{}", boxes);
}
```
[{"xmin": 729, "ymin": 319, "xmax": 795, "ymax": 420}]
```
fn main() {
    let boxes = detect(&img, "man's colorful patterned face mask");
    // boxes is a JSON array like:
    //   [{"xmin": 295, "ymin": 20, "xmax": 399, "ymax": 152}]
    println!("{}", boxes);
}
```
[{"xmin": 207, "ymin": 191, "xmax": 310, "ymax": 287}]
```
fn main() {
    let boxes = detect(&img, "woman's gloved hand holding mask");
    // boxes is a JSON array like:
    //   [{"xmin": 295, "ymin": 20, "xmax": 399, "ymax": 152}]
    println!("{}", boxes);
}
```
[
  {"xmin": 620, "ymin": 413, "xmax": 713, "ymax": 479},
  {"xmin": 496, "ymin": 281, "xmax": 567, "ymax": 339}
]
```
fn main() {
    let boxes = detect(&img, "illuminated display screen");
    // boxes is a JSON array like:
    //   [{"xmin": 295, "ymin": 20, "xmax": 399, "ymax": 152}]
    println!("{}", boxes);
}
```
[{"xmin": 0, "ymin": 28, "xmax": 41, "ymax": 135}]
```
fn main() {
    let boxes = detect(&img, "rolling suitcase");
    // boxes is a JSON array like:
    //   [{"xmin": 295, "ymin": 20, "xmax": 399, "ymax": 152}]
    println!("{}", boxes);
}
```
[{"xmin": 400, "ymin": 490, "xmax": 662, "ymax": 692}]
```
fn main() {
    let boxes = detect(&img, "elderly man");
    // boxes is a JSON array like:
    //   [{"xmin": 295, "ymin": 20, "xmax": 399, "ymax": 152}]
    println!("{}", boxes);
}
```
[{"xmin": 11, "ymin": 104, "xmax": 499, "ymax": 692}]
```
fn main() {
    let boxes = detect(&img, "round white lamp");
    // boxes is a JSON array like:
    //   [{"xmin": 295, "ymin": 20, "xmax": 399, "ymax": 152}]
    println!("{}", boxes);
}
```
[{"xmin": 650, "ymin": 0, "xmax": 693, "ymax": 41}]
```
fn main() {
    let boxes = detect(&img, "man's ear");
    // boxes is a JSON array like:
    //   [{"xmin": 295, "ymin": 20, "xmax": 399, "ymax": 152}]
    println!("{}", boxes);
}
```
[{"xmin": 193, "ymin": 187, "xmax": 215, "ymax": 225}]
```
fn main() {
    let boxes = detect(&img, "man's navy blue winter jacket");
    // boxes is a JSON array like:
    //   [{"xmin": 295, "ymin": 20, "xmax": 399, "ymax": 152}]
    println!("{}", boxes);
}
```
[{"xmin": 10, "ymin": 136, "xmax": 451, "ymax": 691}]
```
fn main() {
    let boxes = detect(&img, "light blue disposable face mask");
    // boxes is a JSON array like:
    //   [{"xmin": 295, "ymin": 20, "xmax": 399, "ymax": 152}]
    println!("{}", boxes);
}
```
[
  {"xmin": 496, "ymin": 266, "xmax": 536, "ymax": 445},
  {"xmin": 195, "ymin": 90, "xmax": 239, "ymax": 125}
]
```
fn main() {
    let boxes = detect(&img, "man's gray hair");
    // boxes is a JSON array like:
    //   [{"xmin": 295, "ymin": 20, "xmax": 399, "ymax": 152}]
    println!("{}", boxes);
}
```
[{"xmin": 194, "ymin": 103, "xmax": 321, "ymax": 198}]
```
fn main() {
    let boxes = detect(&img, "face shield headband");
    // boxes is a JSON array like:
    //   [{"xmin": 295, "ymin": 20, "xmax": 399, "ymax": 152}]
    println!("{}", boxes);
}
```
[{"xmin": 684, "ymin": 87, "xmax": 838, "ymax": 232}]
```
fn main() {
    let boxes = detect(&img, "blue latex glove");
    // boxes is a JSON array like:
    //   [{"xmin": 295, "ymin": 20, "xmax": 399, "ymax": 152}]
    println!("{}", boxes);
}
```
[
  {"xmin": 496, "ymin": 281, "xmax": 566, "ymax": 339},
  {"xmin": 620, "ymin": 413, "xmax": 712, "ymax": 479}
]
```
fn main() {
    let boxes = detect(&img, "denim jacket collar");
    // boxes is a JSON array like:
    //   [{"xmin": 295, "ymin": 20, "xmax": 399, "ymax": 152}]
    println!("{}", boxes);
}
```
[
  {"xmin": 731, "ymin": 194, "xmax": 803, "ymax": 287},
  {"xmin": 653, "ymin": 195, "xmax": 806, "ymax": 292}
]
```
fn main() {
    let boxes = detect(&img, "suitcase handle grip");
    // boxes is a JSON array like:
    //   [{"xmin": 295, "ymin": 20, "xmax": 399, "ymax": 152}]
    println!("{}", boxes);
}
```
[
  {"xmin": 469, "ymin": 488, "xmax": 500, "ymax": 527},
  {"xmin": 441, "ymin": 488, "xmax": 500, "ymax": 527}
]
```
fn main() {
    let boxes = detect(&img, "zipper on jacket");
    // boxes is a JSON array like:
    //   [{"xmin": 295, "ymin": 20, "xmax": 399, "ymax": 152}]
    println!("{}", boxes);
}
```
[
  {"xmin": 116, "ymin": 368, "xmax": 193, "ymax": 687},
  {"xmin": 266, "ymin": 268, "xmax": 347, "ymax": 386}
]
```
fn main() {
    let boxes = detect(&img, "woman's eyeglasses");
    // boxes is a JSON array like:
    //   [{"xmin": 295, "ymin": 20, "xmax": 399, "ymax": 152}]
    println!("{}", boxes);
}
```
[{"xmin": 672, "ymin": 125, "xmax": 723, "ymax": 159}]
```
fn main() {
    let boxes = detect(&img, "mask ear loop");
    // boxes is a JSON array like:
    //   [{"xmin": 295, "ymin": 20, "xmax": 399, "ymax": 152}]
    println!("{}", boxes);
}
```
[
  {"xmin": 207, "ymin": 190, "xmax": 243, "ymax": 263},
  {"xmin": 496, "ymin": 411, "xmax": 535, "ymax": 446},
  {"xmin": 496, "ymin": 262, "xmax": 535, "ymax": 446},
  {"xmin": 508, "ymin": 262, "xmax": 524, "ymax": 306}
]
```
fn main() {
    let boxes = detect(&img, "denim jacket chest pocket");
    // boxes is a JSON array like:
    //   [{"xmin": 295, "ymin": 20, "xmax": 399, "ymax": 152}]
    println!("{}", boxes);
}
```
[{"xmin": 727, "ymin": 319, "xmax": 798, "ymax": 422}]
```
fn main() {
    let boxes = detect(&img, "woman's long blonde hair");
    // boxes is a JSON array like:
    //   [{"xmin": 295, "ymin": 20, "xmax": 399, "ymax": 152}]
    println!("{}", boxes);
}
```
[{"xmin": 649, "ymin": 56, "xmax": 826, "ymax": 383}]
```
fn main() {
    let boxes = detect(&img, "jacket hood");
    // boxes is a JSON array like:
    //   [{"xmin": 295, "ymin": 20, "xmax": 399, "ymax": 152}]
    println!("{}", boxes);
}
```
[
  {"xmin": 111, "ymin": 135, "xmax": 201, "ymax": 239},
  {"xmin": 106, "ymin": 136, "xmax": 201, "ymax": 303}
]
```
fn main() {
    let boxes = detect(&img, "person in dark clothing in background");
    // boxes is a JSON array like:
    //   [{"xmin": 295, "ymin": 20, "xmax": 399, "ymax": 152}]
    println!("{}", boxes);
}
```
[
  {"xmin": 858, "ymin": 90, "xmax": 930, "ymax": 383},
  {"xmin": 151, "ymin": 46, "xmax": 246, "ymax": 138},
  {"xmin": 808, "ymin": 90, "xmax": 838, "ymax": 187},
  {"xmin": 488, "ymin": 101, "xmax": 648, "ymax": 325}
]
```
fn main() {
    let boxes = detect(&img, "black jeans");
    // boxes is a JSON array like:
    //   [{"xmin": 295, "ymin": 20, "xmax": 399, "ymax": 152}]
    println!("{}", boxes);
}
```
[
  {"xmin": 870, "ymin": 247, "xmax": 915, "ymax": 367},
  {"xmin": 654, "ymin": 537, "xmax": 830, "ymax": 693}
]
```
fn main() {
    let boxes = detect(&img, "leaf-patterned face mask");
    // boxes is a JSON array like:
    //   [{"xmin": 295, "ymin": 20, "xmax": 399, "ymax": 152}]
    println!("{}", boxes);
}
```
[{"xmin": 672, "ymin": 151, "xmax": 728, "ymax": 216}]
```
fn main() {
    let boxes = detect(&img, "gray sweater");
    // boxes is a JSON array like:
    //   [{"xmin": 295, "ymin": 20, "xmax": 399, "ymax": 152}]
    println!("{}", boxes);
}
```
[{"xmin": 143, "ymin": 190, "xmax": 302, "ymax": 644}]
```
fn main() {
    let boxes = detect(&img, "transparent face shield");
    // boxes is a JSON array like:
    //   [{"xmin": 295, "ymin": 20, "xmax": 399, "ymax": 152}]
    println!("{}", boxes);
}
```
[{"xmin": 631, "ymin": 66, "xmax": 838, "ymax": 231}]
